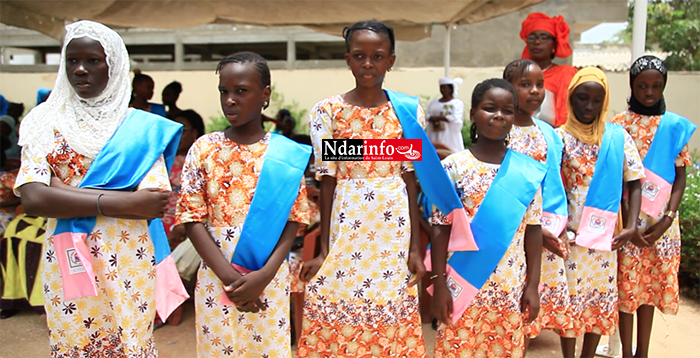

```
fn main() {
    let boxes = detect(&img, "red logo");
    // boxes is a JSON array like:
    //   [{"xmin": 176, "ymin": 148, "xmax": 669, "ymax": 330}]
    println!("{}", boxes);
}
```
[{"xmin": 362, "ymin": 139, "xmax": 422, "ymax": 161}]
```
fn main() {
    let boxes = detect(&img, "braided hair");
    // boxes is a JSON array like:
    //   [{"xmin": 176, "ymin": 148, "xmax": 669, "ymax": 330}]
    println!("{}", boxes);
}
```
[
  {"xmin": 216, "ymin": 51, "xmax": 271, "ymax": 109},
  {"xmin": 469, "ymin": 78, "xmax": 518, "ymax": 143},
  {"xmin": 343, "ymin": 20, "xmax": 396, "ymax": 55}
]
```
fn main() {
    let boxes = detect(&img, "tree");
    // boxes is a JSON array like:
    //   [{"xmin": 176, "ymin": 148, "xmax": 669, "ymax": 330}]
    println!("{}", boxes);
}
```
[{"xmin": 612, "ymin": 0, "xmax": 700, "ymax": 71}]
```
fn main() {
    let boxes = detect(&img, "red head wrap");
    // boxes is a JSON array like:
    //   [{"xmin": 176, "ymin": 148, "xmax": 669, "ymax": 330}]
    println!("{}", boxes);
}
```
[{"xmin": 520, "ymin": 12, "xmax": 572, "ymax": 59}]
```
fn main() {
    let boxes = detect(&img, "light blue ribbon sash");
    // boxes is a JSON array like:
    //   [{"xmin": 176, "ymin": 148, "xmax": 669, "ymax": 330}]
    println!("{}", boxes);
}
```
[
  {"xmin": 230, "ymin": 133, "xmax": 312, "ymax": 272},
  {"xmin": 637, "ymin": 111, "xmax": 697, "ymax": 217},
  {"xmin": 575, "ymin": 123, "xmax": 626, "ymax": 250},
  {"xmin": 385, "ymin": 89, "xmax": 477, "ymax": 252},
  {"xmin": 534, "ymin": 118, "xmax": 568, "ymax": 236},
  {"xmin": 445, "ymin": 150, "xmax": 545, "ymax": 321},
  {"xmin": 53, "ymin": 109, "xmax": 185, "ymax": 320}
]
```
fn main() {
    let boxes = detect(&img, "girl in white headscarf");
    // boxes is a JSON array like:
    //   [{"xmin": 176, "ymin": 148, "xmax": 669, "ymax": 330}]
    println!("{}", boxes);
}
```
[
  {"xmin": 14, "ymin": 20, "xmax": 178, "ymax": 357},
  {"xmin": 425, "ymin": 76, "xmax": 466, "ymax": 152}
]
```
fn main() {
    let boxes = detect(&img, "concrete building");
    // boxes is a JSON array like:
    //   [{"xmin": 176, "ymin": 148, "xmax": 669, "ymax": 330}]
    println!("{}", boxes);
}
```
[{"xmin": 0, "ymin": 0, "xmax": 627, "ymax": 72}]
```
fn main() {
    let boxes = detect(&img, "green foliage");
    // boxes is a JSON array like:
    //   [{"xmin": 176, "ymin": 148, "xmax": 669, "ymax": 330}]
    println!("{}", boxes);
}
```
[
  {"xmin": 269, "ymin": 85, "xmax": 309, "ymax": 135},
  {"xmin": 679, "ymin": 152, "xmax": 700, "ymax": 299},
  {"xmin": 205, "ymin": 84, "xmax": 310, "ymax": 134},
  {"xmin": 614, "ymin": 0, "xmax": 700, "ymax": 71}
]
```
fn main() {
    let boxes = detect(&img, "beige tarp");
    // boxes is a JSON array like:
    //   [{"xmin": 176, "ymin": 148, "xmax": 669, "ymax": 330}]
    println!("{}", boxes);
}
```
[{"xmin": 1, "ymin": 0, "xmax": 544, "ymax": 40}]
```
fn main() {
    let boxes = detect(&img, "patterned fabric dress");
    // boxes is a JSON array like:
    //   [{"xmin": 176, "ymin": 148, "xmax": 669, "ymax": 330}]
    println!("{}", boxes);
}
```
[
  {"xmin": 296, "ymin": 95, "xmax": 427, "ymax": 358},
  {"xmin": 611, "ymin": 111, "xmax": 691, "ymax": 315},
  {"xmin": 162, "ymin": 154, "xmax": 185, "ymax": 236},
  {"xmin": 0, "ymin": 170, "xmax": 18, "ymax": 234},
  {"xmin": 556, "ymin": 128, "xmax": 645, "ymax": 337},
  {"xmin": 177, "ymin": 132, "xmax": 309, "ymax": 358},
  {"xmin": 290, "ymin": 199, "xmax": 320, "ymax": 294},
  {"xmin": 430, "ymin": 150, "xmax": 542, "ymax": 358},
  {"xmin": 14, "ymin": 131, "xmax": 170, "ymax": 358},
  {"xmin": 508, "ymin": 124, "xmax": 571, "ymax": 337}
]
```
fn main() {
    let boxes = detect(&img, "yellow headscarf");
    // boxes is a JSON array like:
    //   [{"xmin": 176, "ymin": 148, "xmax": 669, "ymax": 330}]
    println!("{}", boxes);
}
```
[
  {"xmin": 563, "ymin": 67, "xmax": 625, "ymax": 234},
  {"xmin": 562, "ymin": 67, "xmax": 609, "ymax": 145}
]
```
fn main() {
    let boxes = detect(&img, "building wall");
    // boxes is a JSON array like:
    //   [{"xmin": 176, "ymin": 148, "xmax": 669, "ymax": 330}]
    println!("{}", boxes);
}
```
[
  {"xmin": 395, "ymin": 0, "xmax": 628, "ymax": 68},
  {"xmin": 3, "ymin": 66, "xmax": 699, "ymax": 153}
]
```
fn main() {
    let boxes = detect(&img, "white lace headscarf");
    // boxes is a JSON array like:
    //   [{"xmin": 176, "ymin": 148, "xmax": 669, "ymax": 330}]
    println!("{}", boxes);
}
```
[{"xmin": 18, "ymin": 20, "xmax": 131, "ymax": 159}]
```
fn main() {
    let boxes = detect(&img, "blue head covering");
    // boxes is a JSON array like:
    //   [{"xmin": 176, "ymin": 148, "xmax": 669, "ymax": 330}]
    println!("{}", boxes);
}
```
[
  {"xmin": 0, "ymin": 95, "xmax": 7, "ymax": 116},
  {"xmin": 37, "ymin": 88, "xmax": 51, "ymax": 105}
]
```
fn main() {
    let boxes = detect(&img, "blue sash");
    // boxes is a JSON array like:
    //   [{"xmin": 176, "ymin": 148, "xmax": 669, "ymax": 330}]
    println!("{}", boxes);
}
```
[
  {"xmin": 644, "ymin": 112, "xmax": 696, "ymax": 184},
  {"xmin": 534, "ymin": 118, "xmax": 568, "ymax": 236},
  {"xmin": 385, "ymin": 89, "xmax": 477, "ymax": 251},
  {"xmin": 230, "ymin": 133, "xmax": 312, "ymax": 272},
  {"xmin": 582, "ymin": 123, "xmax": 625, "ymax": 214},
  {"xmin": 52, "ymin": 109, "xmax": 186, "ymax": 320},
  {"xmin": 575, "ymin": 123, "xmax": 626, "ymax": 250},
  {"xmin": 446, "ymin": 150, "xmax": 545, "ymax": 320},
  {"xmin": 150, "ymin": 103, "xmax": 167, "ymax": 117},
  {"xmin": 54, "ymin": 109, "xmax": 182, "ymax": 251}
]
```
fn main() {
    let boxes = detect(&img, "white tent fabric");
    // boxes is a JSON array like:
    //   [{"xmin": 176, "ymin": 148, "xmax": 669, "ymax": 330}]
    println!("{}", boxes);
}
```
[{"xmin": 2, "ymin": 0, "xmax": 545, "ymax": 40}]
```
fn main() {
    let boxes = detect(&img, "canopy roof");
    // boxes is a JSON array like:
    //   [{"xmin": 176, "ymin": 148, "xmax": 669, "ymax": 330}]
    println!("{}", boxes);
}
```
[{"xmin": 2, "ymin": 0, "xmax": 545, "ymax": 40}]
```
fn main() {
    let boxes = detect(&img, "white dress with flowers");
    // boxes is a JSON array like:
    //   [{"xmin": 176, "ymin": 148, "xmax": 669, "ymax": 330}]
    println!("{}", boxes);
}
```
[
  {"xmin": 296, "ymin": 95, "xmax": 428, "ymax": 358},
  {"xmin": 14, "ymin": 132, "xmax": 170, "ymax": 358}
]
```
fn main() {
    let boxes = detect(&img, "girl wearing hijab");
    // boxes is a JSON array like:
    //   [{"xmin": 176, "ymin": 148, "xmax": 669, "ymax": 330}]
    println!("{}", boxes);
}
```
[
  {"xmin": 521, "ymin": 12, "xmax": 578, "ymax": 127},
  {"xmin": 556, "ymin": 67, "xmax": 645, "ymax": 358},
  {"xmin": 426, "ymin": 77, "xmax": 466, "ymax": 152},
  {"xmin": 611, "ymin": 56, "xmax": 696, "ymax": 358},
  {"xmin": 13, "ymin": 20, "xmax": 186, "ymax": 357}
]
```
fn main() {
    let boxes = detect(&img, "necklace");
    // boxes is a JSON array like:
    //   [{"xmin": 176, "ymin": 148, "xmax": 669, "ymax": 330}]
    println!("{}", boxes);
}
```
[{"xmin": 542, "ymin": 63, "xmax": 554, "ymax": 71}]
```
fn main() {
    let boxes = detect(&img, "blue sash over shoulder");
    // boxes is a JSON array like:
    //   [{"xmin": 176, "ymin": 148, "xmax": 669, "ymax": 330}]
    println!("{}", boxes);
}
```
[
  {"xmin": 52, "ymin": 109, "xmax": 187, "ymax": 321},
  {"xmin": 385, "ymin": 89, "xmax": 477, "ymax": 252},
  {"xmin": 637, "ymin": 111, "xmax": 696, "ymax": 217},
  {"xmin": 575, "ymin": 123, "xmax": 625, "ymax": 251},
  {"xmin": 442, "ymin": 150, "xmax": 545, "ymax": 322},
  {"xmin": 533, "ymin": 118, "xmax": 568, "ymax": 237},
  {"xmin": 230, "ymin": 133, "xmax": 312, "ymax": 273}
]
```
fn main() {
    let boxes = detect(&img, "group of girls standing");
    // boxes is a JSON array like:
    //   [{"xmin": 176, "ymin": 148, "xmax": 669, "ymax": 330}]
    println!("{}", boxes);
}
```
[{"xmin": 10, "ymin": 16, "xmax": 693, "ymax": 358}]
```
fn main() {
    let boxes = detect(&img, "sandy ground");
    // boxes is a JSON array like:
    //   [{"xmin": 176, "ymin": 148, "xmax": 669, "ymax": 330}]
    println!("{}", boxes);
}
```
[{"xmin": 1, "ymin": 296, "xmax": 699, "ymax": 358}]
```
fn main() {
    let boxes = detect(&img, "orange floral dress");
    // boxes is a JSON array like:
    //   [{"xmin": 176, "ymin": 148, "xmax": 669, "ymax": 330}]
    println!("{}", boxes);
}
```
[
  {"xmin": 430, "ymin": 150, "xmax": 542, "ymax": 358},
  {"xmin": 177, "ymin": 132, "xmax": 309, "ymax": 358},
  {"xmin": 14, "ymin": 131, "xmax": 171, "ymax": 358},
  {"xmin": 290, "ymin": 199, "xmax": 320, "ymax": 294},
  {"xmin": 508, "ymin": 123, "xmax": 571, "ymax": 338},
  {"xmin": 296, "ymin": 95, "xmax": 427, "ymax": 358},
  {"xmin": 556, "ymin": 128, "xmax": 645, "ymax": 337},
  {"xmin": 611, "ymin": 111, "xmax": 691, "ymax": 315}
]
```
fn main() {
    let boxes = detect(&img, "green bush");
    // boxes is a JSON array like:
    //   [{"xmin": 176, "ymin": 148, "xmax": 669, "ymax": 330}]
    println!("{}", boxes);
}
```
[{"xmin": 680, "ymin": 159, "xmax": 700, "ymax": 300}]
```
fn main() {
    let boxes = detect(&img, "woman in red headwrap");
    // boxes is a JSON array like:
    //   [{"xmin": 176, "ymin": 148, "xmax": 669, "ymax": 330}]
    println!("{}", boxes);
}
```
[{"xmin": 521, "ymin": 12, "xmax": 578, "ymax": 127}]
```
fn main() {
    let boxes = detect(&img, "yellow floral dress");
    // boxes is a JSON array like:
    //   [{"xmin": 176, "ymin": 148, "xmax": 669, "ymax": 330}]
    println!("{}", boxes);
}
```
[
  {"xmin": 296, "ymin": 95, "xmax": 427, "ymax": 358},
  {"xmin": 430, "ymin": 150, "xmax": 542, "ymax": 358},
  {"xmin": 14, "ymin": 131, "xmax": 170, "ymax": 358},
  {"xmin": 508, "ymin": 123, "xmax": 571, "ymax": 337},
  {"xmin": 176, "ymin": 132, "xmax": 309, "ymax": 358},
  {"xmin": 556, "ymin": 128, "xmax": 645, "ymax": 337},
  {"xmin": 611, "ymin": 111, "xmax": 691, "ymax": 315}
]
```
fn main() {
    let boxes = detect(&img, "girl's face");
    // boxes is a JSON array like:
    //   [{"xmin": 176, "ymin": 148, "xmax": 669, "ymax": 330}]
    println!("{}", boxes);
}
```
[
  {"xmin": 65, "ymin": 37, "xmax": 109, "ymax": 99},
  {"xmin": 526, "ymin": 30, "xmax": 555, "ymax": 62},
  {"xmin": 218, "ymin": 62, "xmax": 271, "ymax": 128},
  {"xmin": 470, "ymin": 87, "xmax": 515, "ymax": 141},
  {"xmin": 632, "ymin": 69, "xmax": 665, "ymax": 107},
  {"xmin": 174, "ymin": 116, "xmax": 197, "ymax": 153},
  {"xmin": 133, "ymin": 78, "xmax": 154, "ymax": 100},
  {"xmin": 570, "ymin": 81, "xmax": 606, "ymax": 124},
  {"xmin": 513, "ymin": 64, "xmax": 544, "ymax": 113},
  {"xmin": 345, "ymin": 30, "xmax": 395, "ymax": 89}
]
